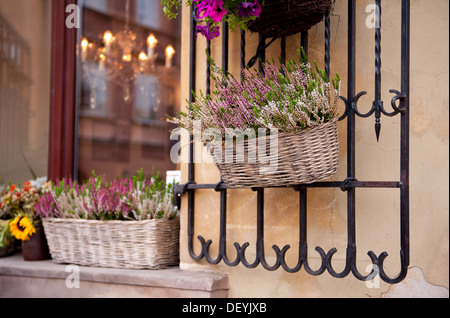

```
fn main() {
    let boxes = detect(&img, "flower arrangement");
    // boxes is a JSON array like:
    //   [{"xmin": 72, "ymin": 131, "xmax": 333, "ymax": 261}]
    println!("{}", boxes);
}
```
[
  {"xmin": 169, "ymin": 49, "xmax": 341, "ymax": 140},
  {"xmin": 161, "ymin": 0, "xmax": 263, "ymax": 40},
  {"xmin": 168, "ymin": 50, "xmax": 341, "ymax": 188},
  {"xmin": 0, "ymin": 179, "xmax": 51, "ymax": 249},
  {"xmin": 37, "ymin": 169, "xmax": 181, "ymax": 269},
  {"xmin": 35, "ymin": 169, "xmax": 179, "ymax": 221}
]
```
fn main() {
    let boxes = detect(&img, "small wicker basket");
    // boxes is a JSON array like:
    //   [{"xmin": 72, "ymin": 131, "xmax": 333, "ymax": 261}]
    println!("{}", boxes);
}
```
[
  {"xmin": 42, "ymin": 217, "xmax": 180, "ymax": 270},
  {"xmin": 208, "ymin": 119, "xmax": 339, "ymax": 188},
  {"xmin": 248, "ymin": 0, "xmax": 334, "ymax": 38}
]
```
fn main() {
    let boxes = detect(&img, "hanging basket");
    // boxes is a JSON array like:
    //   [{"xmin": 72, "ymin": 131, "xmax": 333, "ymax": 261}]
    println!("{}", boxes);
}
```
[
  {"xmin": 247, "ymin": 0, "xmax": 334, "ymax": 38},
  {"xmin": 42, "ymin": 217, "xmax": 180, "ymax": 270},
  {"xmin": 207, "ymin": 119, "xmax": 339, "ymax": 188}
]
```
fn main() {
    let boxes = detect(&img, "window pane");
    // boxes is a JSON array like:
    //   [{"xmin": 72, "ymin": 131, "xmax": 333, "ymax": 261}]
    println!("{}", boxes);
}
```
[
  {"xmin": 0, "ymin": 1, "xmax": 52, "ymax": 184},
  {"xmin": 76, "ymin": 0, "xmax": 180, "ymax": 181}
]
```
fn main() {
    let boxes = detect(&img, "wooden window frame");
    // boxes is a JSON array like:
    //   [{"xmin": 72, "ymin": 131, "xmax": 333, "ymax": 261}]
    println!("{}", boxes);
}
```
[{"xmin": 48, "ymin": 0, "xmax": 78, "ymax": 181}]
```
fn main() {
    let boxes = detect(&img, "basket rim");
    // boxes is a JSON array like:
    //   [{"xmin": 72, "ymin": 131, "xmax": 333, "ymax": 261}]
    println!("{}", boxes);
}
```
[
  {"xmin": 42, "ymin": 216, "xmax": 180, "ymax": 226},
  {"xmin": 205, "ymin": 117, "xmax": 338, "ymax": 149}
]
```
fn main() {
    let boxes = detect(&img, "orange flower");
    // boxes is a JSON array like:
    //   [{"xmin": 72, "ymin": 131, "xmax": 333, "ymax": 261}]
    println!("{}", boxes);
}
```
[
  {"xmin": 10, "ymin": 185, "xmax": 16, "ymax": 192},
  {"xmin": 24, "ymin": 181, "xmax": 31, "ymax": 186}
]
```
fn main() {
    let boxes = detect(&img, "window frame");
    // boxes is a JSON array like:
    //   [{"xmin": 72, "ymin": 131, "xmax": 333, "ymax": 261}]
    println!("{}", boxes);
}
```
[{"xmin": 48, "ymin": 0, "xmax": 78, "ymax": 181}]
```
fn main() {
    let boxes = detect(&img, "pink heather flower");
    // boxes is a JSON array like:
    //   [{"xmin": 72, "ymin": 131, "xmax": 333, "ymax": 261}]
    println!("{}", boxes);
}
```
[
  {"xmin": 238, "ymin": 1, "xmax": 262, "ymax": 18},
  {"xmin": 35, "ymin": 191, "xmax": 61, "ymax": 218}
]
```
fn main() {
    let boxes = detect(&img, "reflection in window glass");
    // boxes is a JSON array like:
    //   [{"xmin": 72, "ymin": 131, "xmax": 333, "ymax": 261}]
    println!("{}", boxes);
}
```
[
  {"xmin": 80, "ymin": 61, "xmax": 108, "ymax": 116},
  {"xmin": 134, "ymin": 74, "xmax": 160, "ymax": 123},
  {"xmin": 0, "ymin": 1, "xmax": 51, "ymax": 184},
  {"xmin": 76, "ymin": 0, "xmax": 180, "ymax": 181}
]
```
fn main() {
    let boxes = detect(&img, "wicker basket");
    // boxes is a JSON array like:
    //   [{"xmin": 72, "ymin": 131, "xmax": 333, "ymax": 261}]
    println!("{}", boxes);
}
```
[
  {"xmin": 208, "ymin": 119, "xmax": 339, "ymax": 188},
  {"xmin": 42, "ymin": 217, "xmax": 180, "ymax": 269},
  {"xmin": 248, "ymin": 0, "xmax": 334, "ymax": 38}
]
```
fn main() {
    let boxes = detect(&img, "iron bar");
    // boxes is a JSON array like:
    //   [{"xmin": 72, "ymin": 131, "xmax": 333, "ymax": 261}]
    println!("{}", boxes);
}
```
[
  {"xmin": 374, "ymin": 0, "xmax": 382, "ymax": 141},
  {"xmin": 400, "ymin": 0, "xmax": 410, "ymax": 269},
  {"xmin": 258, "ymin": 34, "xmax": 265, "ymax": 73},
  {"xmin": 222, "ymin": 22, "xmax": 229, "ymax": 73},
  {"xmin": 206, "ymin": 39, "xmax": 211, "ymax": 95},
  {"xmin": 188, "ymin": 6, "xmax": 200, "ymax": 261},
  {"xmin": 176, "ymin": 181, "xmax": 402, "ymax": 193},
  {"xmin": 301, "ymin": 31, "xmax": 308, "ymax": 55},
  {"xmin": 374, "ymin": 0, "xmax": 410, "ymax": 284},
  {"xmin": 326, "ymin": 0, "xmax": 359, "ymax": 280},
  {"xmin": 240, "ymin": 29, "xmax": 245, "ymax": 81},
  {"xmin": 280, "ymin": 36, "xmax": 286, "ymax": 66},
  {"xmin": 325, "ymin": 13, "xmax": 331, "ymax": 79}
]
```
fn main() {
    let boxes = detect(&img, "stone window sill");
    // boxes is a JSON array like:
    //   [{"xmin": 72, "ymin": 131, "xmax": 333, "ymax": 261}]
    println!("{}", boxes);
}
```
[{"xmin": 0, "ymin": 253, "xmax": 228, "ymax": 298}]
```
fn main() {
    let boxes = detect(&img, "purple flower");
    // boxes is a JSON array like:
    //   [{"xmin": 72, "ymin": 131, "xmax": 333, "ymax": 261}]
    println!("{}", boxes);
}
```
[
  {"xmin": 194, "ymin": 0, "xmax": 214, "ymax": 20},
  {"xmin": 238, "ymin": 1, "xmax": 262, "ymax": 18},
  {"xmin": 208, "ymin": 0, "xmax": 227, "ymax": 23},
  {"xmin": 196, "ymin": 23, "xmax": 220, "ymax": 40},
  {"xmin": 194, "ymin": 0, "xmax": 227, "ymax": 23}
]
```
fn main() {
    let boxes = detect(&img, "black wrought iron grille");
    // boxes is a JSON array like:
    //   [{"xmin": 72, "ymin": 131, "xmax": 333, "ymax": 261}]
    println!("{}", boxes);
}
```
[{"xmin": 174, "ymin": 0, "xmax": 410, "ymax": 284}]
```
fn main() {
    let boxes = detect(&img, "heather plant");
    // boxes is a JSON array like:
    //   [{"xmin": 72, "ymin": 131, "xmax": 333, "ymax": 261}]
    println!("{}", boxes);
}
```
[
  {"xmin": 168, "ymin": 49, "xmax": 341, "ymax": 141},
  {"xmin": 35, "ymin": 169, "xmax": 179, "ymax": 221},
  {"xmin": 125, "ymin": 168, "xmax": 179, "ymax": 220}
]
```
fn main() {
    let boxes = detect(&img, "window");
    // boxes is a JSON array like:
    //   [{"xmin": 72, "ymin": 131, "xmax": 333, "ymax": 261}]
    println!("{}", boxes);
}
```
[{"xmin": 75, "ymin": 0, "xmax": 181, "ymax": 181}]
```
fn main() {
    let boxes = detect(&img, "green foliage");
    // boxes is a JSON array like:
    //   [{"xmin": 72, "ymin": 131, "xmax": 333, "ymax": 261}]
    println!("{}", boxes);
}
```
[
  {"xmin": 160, "ymin": 0, "xmax": 184, "ymax": 20},
  {"xmin": 0, "ymin": 220, "xmax": 13, "ymax": 249}
]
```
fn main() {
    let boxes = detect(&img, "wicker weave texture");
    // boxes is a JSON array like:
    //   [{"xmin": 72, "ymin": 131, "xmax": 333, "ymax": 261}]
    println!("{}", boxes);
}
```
[
  {"xmin": 42, "ymin": 217, "xmax": 180, "ymax": 270},
  {"xmin": 247, "ymin": 0, "xmax": 334, "ymax": 37},
  {"xmin": 209, "ymin": 120, "xmax": 339, "ymax": 188}
]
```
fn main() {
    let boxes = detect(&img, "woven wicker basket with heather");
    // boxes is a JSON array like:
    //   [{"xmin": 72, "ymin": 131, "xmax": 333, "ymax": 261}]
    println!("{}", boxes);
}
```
[
  {"xmin": 35, "ymin": 169, "xmax": 180, "ymax": 269},
  {"xmin": 168, "ymin": 50, "xmax": 342, "ymax": 188}
]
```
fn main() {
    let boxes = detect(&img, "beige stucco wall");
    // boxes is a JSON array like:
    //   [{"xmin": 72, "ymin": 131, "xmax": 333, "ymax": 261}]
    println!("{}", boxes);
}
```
[{"xmin": 178, "ymin": 0, "xmax": 449, "ymax": 298}]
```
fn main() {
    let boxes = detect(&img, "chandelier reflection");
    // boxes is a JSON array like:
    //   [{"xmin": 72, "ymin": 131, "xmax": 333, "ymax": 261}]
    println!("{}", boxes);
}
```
[{"xmin": 79, "ymin": 0, "xmax": 175, "ymax": 107}]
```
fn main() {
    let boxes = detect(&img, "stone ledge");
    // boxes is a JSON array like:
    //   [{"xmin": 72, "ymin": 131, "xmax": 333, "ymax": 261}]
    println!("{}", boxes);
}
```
[{"xmin": 0, "ymin": 254, "xmax": 228, "ymax": 298}]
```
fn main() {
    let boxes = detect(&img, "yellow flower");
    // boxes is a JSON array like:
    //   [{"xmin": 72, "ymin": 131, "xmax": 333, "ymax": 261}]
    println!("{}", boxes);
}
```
[{"xmin": 9, "ymin": 216, "xmax": 35, "ymax": 241}]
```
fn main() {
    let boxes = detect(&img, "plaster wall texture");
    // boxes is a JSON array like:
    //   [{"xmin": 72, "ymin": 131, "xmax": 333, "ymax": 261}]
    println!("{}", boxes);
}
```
[{"xmin": 178, "ymin": 0, "xmax": 449, "ymax": 298}]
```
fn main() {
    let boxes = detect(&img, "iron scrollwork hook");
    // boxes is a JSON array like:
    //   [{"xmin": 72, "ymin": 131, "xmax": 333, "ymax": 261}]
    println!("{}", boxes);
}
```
[
  {"xmin": 368, "ymin": 249, "xmax": 409, "ymax": 284},
  {"xmin": 277, "ymin": 243, "xmax": 328, "ymax": 275},
  {"xmin": 273, "ymin": 188, "xmax": 328, "ymax": 275},
  {"xmin": 351, "ymin": 91, "xmax": 384, "ymax": 141},
  {"xmin": 382, "ymin": 89, "xmax": 407, "ymax": 116},
  {"xmin": 325, "ymin": 246, "xmax": 379, "ymax": 281},
  {"xmin": 240, "ymin": 188, "xmax": 281, "ymax": 271},
  {"xmin": 196, "ymin": 181, "xmax": 241, "ymax": 266},
  {"xmin": 352, "ymin": 91, "xmax": 373, "ymax": 118},
  {"xmin": 338, "ymin": 96, "xmax": 349, "ymax": 121}
]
